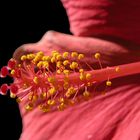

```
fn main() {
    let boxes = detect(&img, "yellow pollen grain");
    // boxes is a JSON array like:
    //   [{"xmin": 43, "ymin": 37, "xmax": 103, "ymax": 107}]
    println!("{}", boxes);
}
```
[
  {"xmin": 79, "ymin": 73, "xmax": 86, "ymax": 81},
  {"xmin": 63, "ymin": 69, "xmax": 70, "ymax": 75},
  {"xmin": 10, "ymin": 69, "xmax": 15, "ymax": 75},
  {"xmin": 94, "ymin": 53, "xmax": 101, "ymax": 59},
  {"xmin": 78, "ymin": 54, "xmax": 84, "ymax": 60},
  {"xmin": 86, "ymin": 73, "xmax": 92, "ymax": 80},
  {"xmin": 52, "ymin": 51, "xmax": 59, "ymax": 56},
  {"xmin": 21, "ymin": 55, "xmax": 27, "ymax": 61},
  {"xmin": 66, "ymin": 87, "xmax": 76, "ymax": 97},
  {"xmin": 16, "ymin": 98, "xmax": 22, "ymax": 103},
  {"xmin": 25, "ymin": 103, "xmax": 33, "ymax": 111},
  {"xmin": 57, "ymin": 103, "xmax": 65, "ymax": 111},
  {"xmin": 79, "ymin": 69, "xmax": 84, "ymax": 73},
  {"xmin": 63, "ymin": 52, "xmax": 69, "ymax": 59},
  {"xmin": 48, "ymin": 87, "xmax": 56, "ymax": 95},
  {"xmin": 42, "ymin": 56, "xmax": 51, "ymax": 62},
  {"xmin": 51, "ymin": 57, "xmax": 56, "ymax": 63},
  {"xmin": 83, "ymin": 91, "xmax": 90, "ymax": 97},
  {"xmin": 106, "ymin": 80, "xmax": 112, "ymax": 86},
  {"xmin": 40, "ymin": 92, "xmax": 47, "ymax": 99},
  {"xmin": 70, "ymin": 62, "xmax": 78, "ymax": 69},
  {"xmin": 33, "ymin": 76, "xmax": 39, "ymax": 84},
  {"xmin": 32, "ymin": 95, "xmax": 38, "ymax": 102},
  {"xmin": 56, "ymin": 54, "xmax": 62, "ymax": 61},
  {"xmin": 57, "ymin": 69, "xmax": 61, "ymax": 74},
  {"xmin": 27, "ymin": 54, "xmax": 35, "ymax": 60},
  {"xmin": 63, "ymin": 60, "xmax": 69, "ymax": 66},
  {"xmin": 10, "ymin": 92, "xmax": 16, "ymax": 98},
  {"xmin": 47, "ymin": 77, "xmax": 56, "ymax": 83},
  {"xmin": 47, "ymin": 99, "xmax": 55, "ymax": 106},
  {"xmin": 59, "ymin": 97, "xmax": 65, "ymax": 103},
  {"xmin": 37, "ymin": 61, "xmax": 43, "ymax": 68},
  {"xmin": 38, "ymin": 104, "xmax": 50, "ymax": 112},
  {"xmin": 71, "ymin": 52, "xmax": 78, "ymax": 58},
  {"xmin": 56, "ymin": 61, "xmax": 62, "ymax": 68},
  {"xmin": 43, "ymin": 61, "xmax": 49, "ymax": 68},
  {"xmin": 37, "ymin": 51, "xmax": 44, "ymax": 56}
]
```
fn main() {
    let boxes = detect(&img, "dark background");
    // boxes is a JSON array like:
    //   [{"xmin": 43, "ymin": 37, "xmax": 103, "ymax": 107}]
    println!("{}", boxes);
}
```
[{"xmin": 0, "ymin": 1, "xmax": 70, "ymax": 139}]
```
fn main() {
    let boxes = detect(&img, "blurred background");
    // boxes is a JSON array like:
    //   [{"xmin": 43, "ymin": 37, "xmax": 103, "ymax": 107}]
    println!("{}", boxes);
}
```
[{"xmin": 0, "ymin": 0, "xmax": 70, "ymax": 139}]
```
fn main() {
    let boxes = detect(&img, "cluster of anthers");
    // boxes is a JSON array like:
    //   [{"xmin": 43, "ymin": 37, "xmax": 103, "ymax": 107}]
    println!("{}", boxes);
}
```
[{"xmin": 0, "ymin": 51, "xmax": 118, "ymax": 112}]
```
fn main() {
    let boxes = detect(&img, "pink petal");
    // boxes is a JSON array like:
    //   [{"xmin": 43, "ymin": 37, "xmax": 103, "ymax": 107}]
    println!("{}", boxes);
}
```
[
  {"xmin": 61, "ymin": 0, "xmax": 140, "ymax": 45},
  {"xmin": 19, "ymin": 74, "xmax": 140, "ymax": 140}
]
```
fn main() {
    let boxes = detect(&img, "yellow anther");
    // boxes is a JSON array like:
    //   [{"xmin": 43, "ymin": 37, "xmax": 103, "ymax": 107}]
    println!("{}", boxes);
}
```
[
  {"xmin": 63, "ymin": 60, "xmax": 69, "ymax": 66},
  {"xmin": 63, "ymin": 52, "xmax": 69, "ymax": 59},
  {"xmin": 56, "ymin": 61, "xmax": 62, "ymax": 68},
  {"xmin": 28, "ymin": 93, "xmax": 33, "ymax": 101},
  {"xmin": 70, "ymin": 62, "xmax": 78, "ymax": 69},
  {"xmin": 10, "ymin": 69, "xmax": 15, "ymax": 75},
  {"xmin": 42, "ymin": 61, "xmax": 49, "ymax": 68},
  {"xmin": 66, "ymin": 87, "xmax": 76, "ymax": 97},
  {"xmin": 115, "ymin": 67, "xmax": 120, "ymax": 72},
  {"xmin": 42, "ymin": 56, "xmax": 51, "ymax": 62},
  {"xmin": 21, "ymin": 55, "xmax": 27, "ymax": 61},
  {"xmin": 63, "ymin": 69, "xmax": 70, "ymax": 75},
  {"xmin": 37, "ymin": 61, "xmax": 43, "ymax": 68},
  {"xmin": 86, "ymin": 73, "xmax": 92, "ymax": 80},
  {"xmin": 71, "ymin": 52, "xmax": 78, "ymax": 58},
  {"xmin": 33, "ymin": 55, "xmax": 43, "ymax": 63},
  {"xmin": 56, "ymin": 54, "xmax": 62, "ymax": 61},
  {"xmin": 10, "ymin": 92, "xmax": 16, "ymax": 98},
  {"xmin": 78, "ymin": 54, "xmax": 84, "ymax": 60},
  {"xmin": 79, "ymin": 69, "xmax": 84, "ymax": 73},
  {"xmin": 59, "ymin": 97, "xmax": 65, "ymax": 103},
  {"xmin": 51, "ymin": 57, "xmax": 56, "ymax": 63},
  {"xmin": 40, "ymin": 92, "xmax": 47, "ymax": 99},
  {"xmin": 106, "ymin": 80, "xmax": 112, "ymax": 86},
  {"xmin": 94, "ymin": 53, "xmax": 101, "ymax": 59},
  {"xmin": 57, "ymin": 103, "xmax": 65, "ymax": 111},
  {"xmin": 83, "ymin": 91, "xmax": 90, "ymax": 97},
  {"xmin": 25, "ymin": 102, "xmax": 33, "ymax": 111},
  {"xmin": 48, "ymin": 87, "xmax": 56, "ymax": 95},
  {"xmin": 79, "ymin": 73, "xmax": 86, "ymax": 81},
  {"xmin": 47, "ymin": 99, "xmax": 55, "ymax": 106},
  {"xmin": 53, "ymin": 53, "xmax": 59, "ymax": 58},
  {"xmin": 16, "ymin": 98, "xmax": 22, "ymax": 103},
  {"xmin": 33, "ymin": 76, "xmax": 39, "ymax": 84},
  {"xmin": 52, "ymin": 51, "xmax": 58, "ymax": 55},
  {"xmin": 47, "ymin": 77, "xmax": 56, "ymax": 83},
  {"xmin": 68, "ymin": 87, "xmax": 76, "ymax": 94},
  {"xmin": 38, "ymin": 104, "xmax": 50, "ymax": 112},
  {"xmin": 32, "ymin": 95, "xmax": 38, "ymax": 102},
  {"xmin": 37, "ymin": 51, "xmax": 44, "ymax": 56},
  {"xmin": 65, "ymin": 92, "xmax": 71, "ymax": 98},
  {"xmin": 57, "ymin": 69, "xmax": 61, "ymax": 74},
  {"xmin": 27, "ymin": 54, "xmax": 35, "ymax": 60}
]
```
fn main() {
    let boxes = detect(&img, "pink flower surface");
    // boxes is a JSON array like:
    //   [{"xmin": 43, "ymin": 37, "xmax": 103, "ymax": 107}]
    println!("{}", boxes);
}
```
[
  {"xmin": 10, "ymin": 0, "xmax": 140, "ymax": 139},
  {"xmin": 19, "ymin": 74, "xmax": 140, "ymax": 140},
  {"xmin": 15, "ymin": 32, "xmax": 140, "ymax": 140},
  {"xmin": 61, "ymin": 0, "xmax": 140, "ymax": 45}
]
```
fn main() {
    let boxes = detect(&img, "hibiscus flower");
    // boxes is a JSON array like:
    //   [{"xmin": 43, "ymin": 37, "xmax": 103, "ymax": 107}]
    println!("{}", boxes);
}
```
[{"xmin": 2, "ymin": 0, "xmax": 140, "ymax": 139}]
